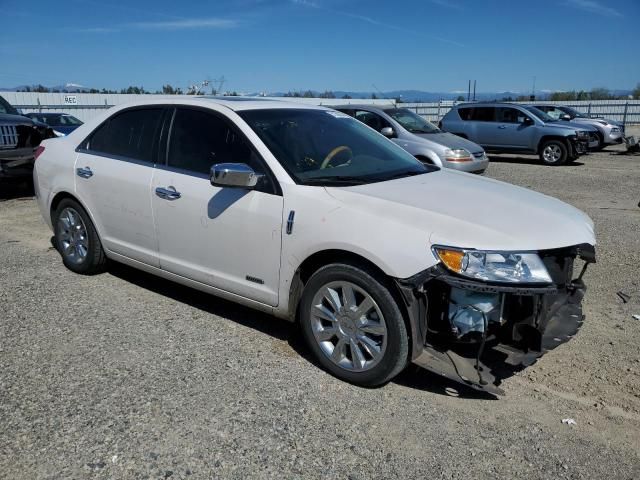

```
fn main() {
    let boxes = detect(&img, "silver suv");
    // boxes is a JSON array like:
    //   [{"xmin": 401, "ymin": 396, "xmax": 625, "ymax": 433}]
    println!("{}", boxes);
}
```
[
  {"xmin": 440, "ymin": 102, "xmax": 594, "ymax": 165},
  {"xmin": 533, "ymin": 104, "xmax": 624, "ymax": 150},
  {"xmin": 334, "ymin": 105, "xmax": 488, "ymax": 173}
]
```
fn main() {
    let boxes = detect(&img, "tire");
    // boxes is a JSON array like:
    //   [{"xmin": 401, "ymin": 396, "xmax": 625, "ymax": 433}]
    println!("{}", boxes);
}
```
[
  {"xmin": 299, "ymin": 263, "xmax": 409, "ymax": 387},
  {"xmin": 539, "ymin": 140, "xmax": 568, "ymax": 166},
  {"xmin": 53, "ymin": 198, "xmax": 106, "ymax": 274},
  {"xmin": 593, "ymin": 132, "xmax": 606, "ymax": 151}
]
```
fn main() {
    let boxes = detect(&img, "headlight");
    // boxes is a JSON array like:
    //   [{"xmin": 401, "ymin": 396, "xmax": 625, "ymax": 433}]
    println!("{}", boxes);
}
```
[
  {"xmin": 576, "ymin": 130, "xmax": 589, "ymax": 138},
  {"xmin": 53, "ymin": 130, "xmax": 66, "ymax": 137},
  {"xmin": 611, "ymin": 127, "xmax": 620, "ymax": 133},
  {"xmin": 443, "ymin": 148, "xmax": 472, "ymax": 162},
  {"xmin": 433, "ymin": 247, "xmax": 552, "ymax": 284}
]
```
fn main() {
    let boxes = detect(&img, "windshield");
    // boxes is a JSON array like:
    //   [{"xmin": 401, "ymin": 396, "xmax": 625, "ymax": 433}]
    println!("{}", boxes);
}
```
[
  {"xmin": 525, "ymin": 106, "xmax": 554, "ymax": 122},
  {"xmin": 239, "ymin": 109, "xmax": 435, "ymax": 186},
  {"xmin": 0, "ymin": 95, "xmax": 19, "ymax": 115},
  {"xmin": 386, "ymin": 108, "xmax": 440, "ymax": 133},
  {"xmin": 30, "ymin": 114, "xmax": 83, "ymax": 126}
]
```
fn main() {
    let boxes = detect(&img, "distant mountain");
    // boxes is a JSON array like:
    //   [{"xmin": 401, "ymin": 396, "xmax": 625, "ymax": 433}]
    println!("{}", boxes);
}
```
[{"xmin": 0, "ymin": 83, "xmax": 94, "ymax": 93}]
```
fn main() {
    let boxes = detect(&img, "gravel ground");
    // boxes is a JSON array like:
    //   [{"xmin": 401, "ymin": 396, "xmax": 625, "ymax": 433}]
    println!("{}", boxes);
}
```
[{"xmin": 1, "ymin": 136, "xmax": 639, "ymax": 479}]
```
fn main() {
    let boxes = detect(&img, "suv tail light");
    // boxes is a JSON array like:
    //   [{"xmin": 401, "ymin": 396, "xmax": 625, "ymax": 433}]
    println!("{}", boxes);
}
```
[{"xmin": 34, "ymin": 145, "xmax": 45, "ymax": 161}]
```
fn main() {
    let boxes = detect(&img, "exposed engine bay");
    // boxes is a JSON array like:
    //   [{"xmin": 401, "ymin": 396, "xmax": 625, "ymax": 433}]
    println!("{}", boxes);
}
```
[{"xmin": 396, "ymin": 243, "xmax": 595, "ymax": 395}]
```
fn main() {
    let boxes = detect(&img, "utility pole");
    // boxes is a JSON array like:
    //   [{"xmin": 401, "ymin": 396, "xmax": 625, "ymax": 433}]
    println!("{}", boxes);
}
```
[
  {"xmin": 473, "ymin": 80, "xmax": 476, "ymax": 101},
  {"xmin": 530, "ymin": 76, "xmax": 536, "ymax": 101},
  {"xmin": 467, "ymin": 80, "xmax": 471, "ymax": 102}
]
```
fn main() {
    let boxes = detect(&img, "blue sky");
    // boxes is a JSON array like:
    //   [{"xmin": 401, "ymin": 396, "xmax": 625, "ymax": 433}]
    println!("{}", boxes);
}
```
[{"xmin": 1, "ymin": 0, "xmax": 639, "ymax": 93}]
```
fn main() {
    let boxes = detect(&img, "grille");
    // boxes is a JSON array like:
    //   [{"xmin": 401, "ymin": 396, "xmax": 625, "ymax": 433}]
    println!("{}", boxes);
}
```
[{"xmin": 0, "ymin": 125, "xmax": 19, "ymax": 149}]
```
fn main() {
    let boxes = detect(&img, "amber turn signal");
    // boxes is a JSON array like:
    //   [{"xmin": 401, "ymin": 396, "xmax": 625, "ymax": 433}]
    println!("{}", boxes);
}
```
[{"xmin": 434, "ymin": 248, "xmax": 465, "ymax": 273}]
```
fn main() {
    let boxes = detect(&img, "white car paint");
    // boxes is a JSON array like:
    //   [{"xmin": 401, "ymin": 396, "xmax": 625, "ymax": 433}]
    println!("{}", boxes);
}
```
[{"xmin": 34, "ymin": 97, "xmax": 596, "ymax": 321}]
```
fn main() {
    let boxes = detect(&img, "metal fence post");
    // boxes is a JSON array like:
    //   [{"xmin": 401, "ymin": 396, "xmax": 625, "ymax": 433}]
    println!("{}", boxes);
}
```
[
  {"xmin": 587, "ymin": 102, "xmax": 592, "ymax": 118},
  {"xmin": 623, "ymin": 101, "xmax": 628, "ymax": 126},
  {"xmin": 436, "ymin": 100, "xmax": 441, "ymax": 123}
]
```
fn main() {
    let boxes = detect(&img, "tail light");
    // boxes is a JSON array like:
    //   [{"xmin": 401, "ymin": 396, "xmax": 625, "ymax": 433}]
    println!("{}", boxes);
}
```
[{"xmin": 34, "ymin": 145, "xmax": 45, "ymax": 161}]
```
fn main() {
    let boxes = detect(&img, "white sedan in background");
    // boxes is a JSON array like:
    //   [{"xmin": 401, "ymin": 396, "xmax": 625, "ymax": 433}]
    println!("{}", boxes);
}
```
[{"xmin": 33, "ymin": 97, "xmax": 596, "ymax": 393}]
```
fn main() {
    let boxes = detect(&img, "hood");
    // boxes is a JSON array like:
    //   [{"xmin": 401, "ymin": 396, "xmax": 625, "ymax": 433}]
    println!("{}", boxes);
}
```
[
  {"xmin": 326, "ymin": 170, "xmax": 595, "ymax": 252},
  {"xmin": 413, "ymin": 132, "xmax": 484, "ymax": 153},
  {"xmin": 553, "ymin": 120, "xmax": 598, "ymax": 132},
  {"xmin": 0, "ymin": 112, "xmax": 38, "ymax": 126}
]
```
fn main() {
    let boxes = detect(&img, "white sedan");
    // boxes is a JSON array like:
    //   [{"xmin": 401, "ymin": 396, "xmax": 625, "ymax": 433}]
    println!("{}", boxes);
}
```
[{"xmin": 33, "ymin": 97, "xmax": 596, "ymax": 393}]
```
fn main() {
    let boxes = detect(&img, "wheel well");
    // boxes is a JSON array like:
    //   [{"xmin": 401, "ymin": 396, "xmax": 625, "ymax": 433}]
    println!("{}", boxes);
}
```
[
  {"xmin": 50, "ymin": 191, "xmax": 79, "ymax": 219},
  {"xmin": 289, "ymin": 249, "xmax": 414, "ymax": 355},
  {"xmin": 538, "ymin": 136, "xmax": 569, "ymax": 153}
]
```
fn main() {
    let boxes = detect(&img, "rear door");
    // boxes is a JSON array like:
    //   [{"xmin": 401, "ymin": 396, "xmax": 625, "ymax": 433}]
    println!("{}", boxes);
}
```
[
  {"xmin": 467, "ymin": 107, "xmax": 497, "ymax": 146},
  {"xmin": 485, "ymin": 107, "xmax": 533, "ymax": 149},
  {"xmin": 75, "ymin": 107, "xmax": 165, "ymax": 266},
  {"xmin": 151, "ymin": 107, "xmax": 284, "ymax": 306}
]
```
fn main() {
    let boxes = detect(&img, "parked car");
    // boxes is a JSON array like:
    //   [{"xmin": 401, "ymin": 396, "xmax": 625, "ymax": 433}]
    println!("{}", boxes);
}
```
[
  {"xmin": 34, "ymin": 98, "xmax": 596, "ymax": 394},
  {"xmin": 532, "ymin": 104, "xmax": 625, "ymax": 149},
  {"xmin": 0, "ymin": 94, "xmax": 54, "ymax": 180},
  {"xmin": 334, "ymin": 104, "xmax": 488, "ymax": 173},
  {"xmin": 25, "ymin": 112, "xmax": 84, "ymax": 136},
  {"xmin": 440, "ymin": 102, "xmax": 594, "ymax": 165}
]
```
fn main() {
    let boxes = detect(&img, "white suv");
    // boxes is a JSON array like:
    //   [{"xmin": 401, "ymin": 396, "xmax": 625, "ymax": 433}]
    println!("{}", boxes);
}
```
[{"xmin": 33, "ymin": 98, "xmax": 596, "ymax": 393}]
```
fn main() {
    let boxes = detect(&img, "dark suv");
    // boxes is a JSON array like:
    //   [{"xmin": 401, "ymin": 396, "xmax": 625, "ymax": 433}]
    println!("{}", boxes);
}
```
[
  {"xmin": 0, "ymin": 95, "xmax": 54, "ymax": 180},
  {"xmin": 440, "ymin": 102, "xmax": 593, "ymax": 165}
]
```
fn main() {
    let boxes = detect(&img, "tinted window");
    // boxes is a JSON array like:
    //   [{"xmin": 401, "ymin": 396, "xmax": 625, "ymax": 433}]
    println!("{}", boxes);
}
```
[
  {"xmin": 497, "ymin": 107, "xmax": 529, "ymax": 124},
  {"xmin": 168, "ymin": 108, "xmax": 266, "ymax": 177},
  {"xmin": 0, "ymin": 96, "xmax": 18, "ymax": 115},
  {"xmin": 458, "ymin": 107, "xmax": 495, "ymax": 122},
  {"xmin": 89, "ymin": 108, "xmax": 163, "ymax": 162},
  {"xmin": 353, "ymin": 110, "xmax": 391, "ymax": 131}
]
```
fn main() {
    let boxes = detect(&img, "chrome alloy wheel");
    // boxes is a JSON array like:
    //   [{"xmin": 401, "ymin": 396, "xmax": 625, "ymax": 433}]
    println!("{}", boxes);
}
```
[
  {"xmin": 56, "ymin": 207, "xmax": 89, "ymax": 264},
  {"xmin": 542, "ymin": 144, "xmax": 562, "ymax": 163},
  {"xmin": 310, "ymin": 281, "xmax": 388, "ymax": 372}
]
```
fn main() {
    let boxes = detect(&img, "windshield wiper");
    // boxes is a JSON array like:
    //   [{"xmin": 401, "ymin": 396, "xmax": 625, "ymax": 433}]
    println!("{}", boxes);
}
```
[
  {"xmin": 384, "ymin": 170, "xmax": 428, "ymax": 180},
  {"xmin": 301, "ymin": 175, "xmax": 370, "ymax": 185}
]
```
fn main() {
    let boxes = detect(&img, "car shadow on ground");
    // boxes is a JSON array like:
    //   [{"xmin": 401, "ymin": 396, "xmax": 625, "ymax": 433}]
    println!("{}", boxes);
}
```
[
  {"xmin": 488, "ymin": 155, "xmax": 584, "ymax": 166},
  {"xmin": 103, "ymin": 261, "xmax": 497, "ymax": 400},
  {"xmin": 0, "ymin": 180, "xmax": 34, "ymax": 201}
]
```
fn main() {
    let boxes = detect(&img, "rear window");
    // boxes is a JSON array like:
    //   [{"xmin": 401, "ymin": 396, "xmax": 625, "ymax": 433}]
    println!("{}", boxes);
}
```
[
  {"xmin": 87, "ymin": 108, "xmax": 163, "ymax": 162},
  {"xmin": 458, "ymin": 107, "xmax": 495, "ymax": 122}
]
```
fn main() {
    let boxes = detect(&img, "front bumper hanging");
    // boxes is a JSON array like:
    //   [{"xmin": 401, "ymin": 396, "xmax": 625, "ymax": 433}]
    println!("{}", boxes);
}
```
[{"xmin": 395, "ymin": 244, "xmax": 595, "ymax": 395}]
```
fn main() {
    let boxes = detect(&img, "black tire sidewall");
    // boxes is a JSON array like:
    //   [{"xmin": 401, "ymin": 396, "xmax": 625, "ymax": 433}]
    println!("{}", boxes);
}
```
[
  {"xmin": 540, "ymin": 140, "xmax": 568, "ymax": 165},
  {"xmin": 299, "ymin": 263, "xmax": 408, "ymax": 387},
  {"xmin": 53, "ymin": 199, "xmax": 105, "ymax": 274}
]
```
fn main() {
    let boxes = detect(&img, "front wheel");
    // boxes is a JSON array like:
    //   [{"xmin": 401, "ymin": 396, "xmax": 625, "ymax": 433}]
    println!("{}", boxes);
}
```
[
  {"xmin": 299, "ymin": 263, "xmax": 409, "ymax": 387},
  {"xmin": 539, "ymin": 140, "xmax": 568, "ymax": 166}
]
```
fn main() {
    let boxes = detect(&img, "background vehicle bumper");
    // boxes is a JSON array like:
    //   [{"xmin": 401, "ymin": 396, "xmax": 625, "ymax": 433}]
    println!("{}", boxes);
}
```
[
  {"xmin": 443, "ymin": 156, "xmax": 489, "ymax": 173},
  {"xmin": 0, "ymin": 148, "xmax": 35, "ymax": 179}
]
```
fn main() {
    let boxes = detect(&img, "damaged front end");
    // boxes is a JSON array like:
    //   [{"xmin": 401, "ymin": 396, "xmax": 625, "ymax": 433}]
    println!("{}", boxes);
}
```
[{"xmin": 395, "ymin": 244, "xmax": 595, "ymax": 395}]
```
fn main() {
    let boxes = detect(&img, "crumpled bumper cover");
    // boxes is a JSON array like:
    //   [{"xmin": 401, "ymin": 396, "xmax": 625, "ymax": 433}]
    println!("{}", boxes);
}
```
[{"xmin": 395, "ymin": 244, "xmax": 594, "ymax": 395}]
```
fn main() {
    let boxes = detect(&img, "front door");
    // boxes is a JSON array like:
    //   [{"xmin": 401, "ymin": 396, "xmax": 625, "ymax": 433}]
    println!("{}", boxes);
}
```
[
  {"xmin": 74, "ymin": 107, "xmax": 165, "ymax": 266},
  {"xmin": 485, "ymin": 107, "xmax": 533, "ymax": 149},
  {"xmin": 151, "ymin": 107, "xmax": 284, "ymax": 306}
]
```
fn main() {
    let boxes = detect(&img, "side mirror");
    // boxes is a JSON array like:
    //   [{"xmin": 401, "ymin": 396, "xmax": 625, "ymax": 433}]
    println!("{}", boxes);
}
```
[
  {"xmin": 522, "ymin": 117, "xmax": 534, "ymax": 125},
  {"xmin": 380, "ymin": 127, "xmax": 395, "ymax": 138},
  {"xmin": 560, "ymin": 114, "xmax": 572, "ymax": 121},
  {"xmin": 210, "ymin": 163, "xmax": 263, "ymax": 188}
]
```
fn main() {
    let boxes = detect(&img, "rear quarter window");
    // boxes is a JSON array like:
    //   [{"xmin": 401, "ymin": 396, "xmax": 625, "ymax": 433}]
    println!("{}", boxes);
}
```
[{"xmin": 87, "ymin": 108, "xmax": 164, "ymax": 162}]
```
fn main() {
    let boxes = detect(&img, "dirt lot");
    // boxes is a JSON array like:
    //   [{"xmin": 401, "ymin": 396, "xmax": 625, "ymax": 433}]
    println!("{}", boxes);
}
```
[{"xmin": 1, "ymin": 136, "xmax": 639, "ymax": 479}]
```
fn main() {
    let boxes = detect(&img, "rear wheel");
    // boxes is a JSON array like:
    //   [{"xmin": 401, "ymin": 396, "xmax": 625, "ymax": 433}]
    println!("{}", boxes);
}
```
[
  {"xmin": 53, "ymin": 199, "xmax": 106, "ymax": 274},
  {"xmin": 299, "ymin": 263, "xmax": 408, "ymax": 387},
  {"xmin": 539, "ymin": 140, "xmax": 568, "ymax": 166}
]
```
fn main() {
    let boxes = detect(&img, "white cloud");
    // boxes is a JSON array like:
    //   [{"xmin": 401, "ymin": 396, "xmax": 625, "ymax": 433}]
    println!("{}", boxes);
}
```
[
  {"xmin": 127, "ymin": 18, "xmax": 238, "ymax": 30},
  {"xmin": 565, "ymin": 0, "xmax": 622, "ymax": 17}
]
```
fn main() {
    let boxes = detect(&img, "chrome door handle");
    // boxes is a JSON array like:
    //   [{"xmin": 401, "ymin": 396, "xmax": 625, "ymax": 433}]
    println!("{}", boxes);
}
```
[
  {"xmin": 76, "ymin": 166, "xmax": 93, "ymax": 178},
  {"xmin": 155, "ymin": 186, "xmax": 181, "ymax": 200},
  {"xmin": 497, "ymin": 125, "xmax": 507, "ymax": 129}
]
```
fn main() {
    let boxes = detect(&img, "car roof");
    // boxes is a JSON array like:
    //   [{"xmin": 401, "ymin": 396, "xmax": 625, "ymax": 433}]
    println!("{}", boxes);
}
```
[
  {"xmin": 454, "ymin": 102, "xmax": 526, "ymax": 108},
  {"xmin": 332, "ymin": 104, "xmax": 396, "ymax": 111},
  {"xmin": 102, "ymin": 96, "xmax": 332, "ymax": 112},
  {"xmin": 26, "ymin": 112, "xmax": 66, "ymax": 117}
]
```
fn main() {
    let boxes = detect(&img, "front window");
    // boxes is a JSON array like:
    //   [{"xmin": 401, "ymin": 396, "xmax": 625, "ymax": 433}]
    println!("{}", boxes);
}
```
[
  {"xmin": 385, "ymin": 108, "xmax": 440, "ymax": 133},
  {"xmin": 239, "ymin": 109, "xmax": 434, "ymax": 186},
  {"xmin": 525, "ymin": 106, "xmax": 555, "ymax": 122},
  {"xmin": 0, "ymin": 96, "xmax": 18, "ymax": 115},
  {"xmin": 59, "ymin": 115, "xmax": 83, "ymax": 126},
  {"xmin": 560, "ymin": 106, "xmax": 585, "ymax": 118}
]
